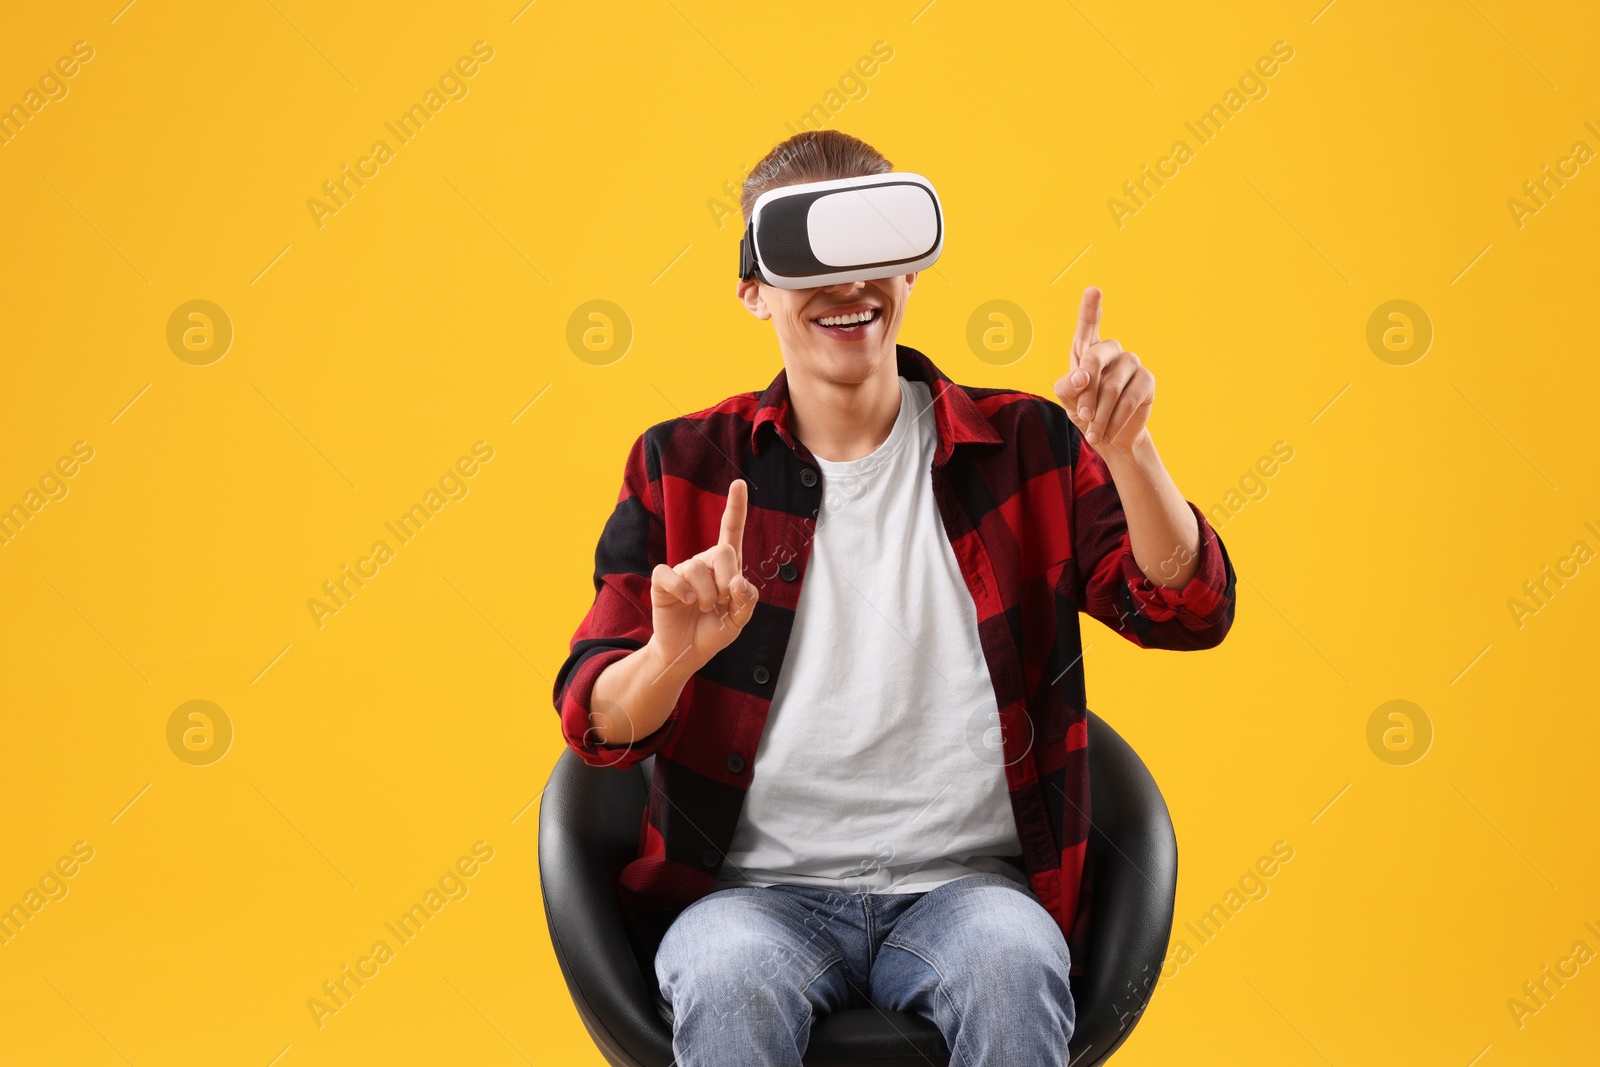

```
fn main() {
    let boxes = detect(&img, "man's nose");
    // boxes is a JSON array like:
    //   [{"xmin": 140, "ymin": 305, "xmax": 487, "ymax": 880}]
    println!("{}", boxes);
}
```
[{"xmin": 819, "ymin": 280, "xmax": 867, "ymax": 296}]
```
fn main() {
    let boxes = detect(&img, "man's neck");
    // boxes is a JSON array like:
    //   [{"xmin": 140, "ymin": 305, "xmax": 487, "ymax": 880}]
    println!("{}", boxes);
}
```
[{"xmin": 786, "ymin": 357, "xmax": 903, "ymax": 463}]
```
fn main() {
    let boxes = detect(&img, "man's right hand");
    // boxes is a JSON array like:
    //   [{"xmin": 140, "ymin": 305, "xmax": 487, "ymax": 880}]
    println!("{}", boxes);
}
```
[{"xmin": 649, "ymin": 478, "xmax": 760, "ymax": 671}]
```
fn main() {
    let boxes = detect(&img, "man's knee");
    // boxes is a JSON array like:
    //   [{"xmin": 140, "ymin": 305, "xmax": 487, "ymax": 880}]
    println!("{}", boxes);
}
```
[
  {"xmin": 655, "ymin": 891, "xmax": 830, "ymax": 1020},
  {"xmin": 951, "ymin": 904, "xmax": 1066, "ymax": 973},
  {"xmin": 888, "ymin": 883, "xmax": 1075, "ymax": 1030}
]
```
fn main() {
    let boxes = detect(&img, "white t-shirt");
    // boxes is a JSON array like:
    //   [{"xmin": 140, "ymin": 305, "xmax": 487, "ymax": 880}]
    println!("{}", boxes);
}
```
[{"xmin": 712, "ymin": 376, "xmax": 1027, "ymax": 895}]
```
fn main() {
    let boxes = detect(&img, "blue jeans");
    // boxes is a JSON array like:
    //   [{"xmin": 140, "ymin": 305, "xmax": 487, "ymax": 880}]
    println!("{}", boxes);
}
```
[{"xmin": 654, "ymin": 872, "xmax": 1075, "ymax": 1066}]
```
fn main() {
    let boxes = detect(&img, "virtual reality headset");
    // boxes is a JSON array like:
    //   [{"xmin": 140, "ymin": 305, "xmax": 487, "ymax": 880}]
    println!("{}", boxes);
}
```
[{"xmin": 737, "ymin": 172, "xmax": 943, "ymax": 289}]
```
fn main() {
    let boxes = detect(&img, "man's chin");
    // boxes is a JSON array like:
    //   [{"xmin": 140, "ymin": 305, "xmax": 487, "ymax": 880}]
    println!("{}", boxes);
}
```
[{"xmin": 806, "ymin": 340, "xmax": 895, "ymax": 383}]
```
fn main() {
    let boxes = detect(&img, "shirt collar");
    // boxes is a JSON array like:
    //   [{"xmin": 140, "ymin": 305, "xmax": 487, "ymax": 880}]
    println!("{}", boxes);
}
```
[{"xmin": 751, "ymin": 344, "xmax": 1002, "ymax": 466}]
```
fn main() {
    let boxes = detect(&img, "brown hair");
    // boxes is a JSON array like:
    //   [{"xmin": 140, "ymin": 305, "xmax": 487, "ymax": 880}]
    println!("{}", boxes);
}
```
[{"xmin": 740, "ymin": 130, "xmax": 893, "ymax": 222}]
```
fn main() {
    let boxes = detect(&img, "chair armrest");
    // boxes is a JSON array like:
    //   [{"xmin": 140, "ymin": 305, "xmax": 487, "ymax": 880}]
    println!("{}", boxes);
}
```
[
  {"xmin": 1070, "ymin": 712, "xmax": 1179, "ymax": 1066},
  {"xmin": 538, "ymin": 748, "xmax": 675, "ymax": 1067}
]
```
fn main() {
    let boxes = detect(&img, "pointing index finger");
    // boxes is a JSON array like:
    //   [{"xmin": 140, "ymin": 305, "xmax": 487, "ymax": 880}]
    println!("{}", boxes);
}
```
[
  {"xmin": 1073, "ymin": 286, "xmax": 1103, "ymax": 355},
  {"xmin": 719, "ymin": 478, "xmax": 748, "ymax": 565}
]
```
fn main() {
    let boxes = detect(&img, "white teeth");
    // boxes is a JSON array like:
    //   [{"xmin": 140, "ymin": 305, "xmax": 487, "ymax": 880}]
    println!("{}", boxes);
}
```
[{"xmin": 816, "ymin": 308, "xmax": 878, "ymax": 327}]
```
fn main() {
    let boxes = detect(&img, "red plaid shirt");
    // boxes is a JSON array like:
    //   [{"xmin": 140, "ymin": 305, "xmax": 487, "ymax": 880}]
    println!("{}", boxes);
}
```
[{"xmin": 553, "ymin": 344, "xmax": 1236, "ymax": 972}]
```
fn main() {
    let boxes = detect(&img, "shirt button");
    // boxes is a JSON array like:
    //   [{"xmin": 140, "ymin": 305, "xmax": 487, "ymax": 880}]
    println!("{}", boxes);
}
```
[
  {"xmin": 779, "ymin": 563, "xmax": 798, "ymax": 582},
  {"xmin": 701, "ymin": 849, "xmax": 720, "ymax": 869},
  {"xmin": 799, "ymin": 467, "xmax": 818, "ymax": 487},
  {"xmin": 752, "ymin": 665, "xmax": 771, "ymax": 685},
  {"xmin": 725, "ymin": 753, "xmax": 746, "ymax": 773}
]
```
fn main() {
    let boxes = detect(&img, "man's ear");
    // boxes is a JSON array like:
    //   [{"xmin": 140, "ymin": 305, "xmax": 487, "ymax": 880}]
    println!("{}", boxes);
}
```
[
  {"xmin": 736, "ymin": 278, "xmax": 771, "ymax": 320},
  {"xmin": 904, "ymin": 271, "xmax": 918, "ymax": 293}
]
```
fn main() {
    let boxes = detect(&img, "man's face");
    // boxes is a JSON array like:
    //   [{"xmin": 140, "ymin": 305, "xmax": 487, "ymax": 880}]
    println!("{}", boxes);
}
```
[{"xmin": 736, "ymin": 271, "xmax": 917, "ymax": 386}]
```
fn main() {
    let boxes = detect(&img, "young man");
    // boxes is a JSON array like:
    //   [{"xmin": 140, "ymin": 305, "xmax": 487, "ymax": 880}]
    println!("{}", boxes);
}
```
[{"xmin": 553, "ymin": 130, "xmax": 1236, "ymax": 1066}]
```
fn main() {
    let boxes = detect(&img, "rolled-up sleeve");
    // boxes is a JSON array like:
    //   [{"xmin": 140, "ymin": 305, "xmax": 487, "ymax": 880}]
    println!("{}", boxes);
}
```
[
  {"xmin": 552, "ymin": 433, "xmax": 687, "ymax": 768},
  {"xmin": 1069, "ymin": 421, "xmax": 1237, "ymax": 650}
]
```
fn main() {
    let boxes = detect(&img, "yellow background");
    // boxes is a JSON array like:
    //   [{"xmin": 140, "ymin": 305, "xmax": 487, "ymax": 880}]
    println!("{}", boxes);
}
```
[{"xmin": 2, "ymin": 1, "xmax": 1596, "ymax": 1063}]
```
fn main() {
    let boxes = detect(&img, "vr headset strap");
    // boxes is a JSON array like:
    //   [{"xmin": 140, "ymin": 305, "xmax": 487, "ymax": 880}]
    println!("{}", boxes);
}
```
[{"xmin": 737, "ymin": 218, "xmax": 758, "ymax": 281}]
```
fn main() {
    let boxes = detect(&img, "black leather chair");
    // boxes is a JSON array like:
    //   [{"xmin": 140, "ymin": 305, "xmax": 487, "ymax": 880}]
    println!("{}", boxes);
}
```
[{"xmin": 538, "ymin": 711, "xmax": 1176, "ymax": 1066}]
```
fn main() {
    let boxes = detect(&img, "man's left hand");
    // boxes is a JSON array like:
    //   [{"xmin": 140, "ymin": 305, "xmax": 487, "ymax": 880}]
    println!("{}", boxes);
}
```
[{"xmin": 1052, "ymin": 286, "xmax": 1154, "ymax": 454}]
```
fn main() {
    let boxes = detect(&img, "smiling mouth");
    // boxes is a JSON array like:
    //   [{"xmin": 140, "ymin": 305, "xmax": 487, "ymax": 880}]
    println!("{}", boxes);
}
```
[{"xmin": 811, "ymin": 307, "xmax": 881, "ymax": 333}]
